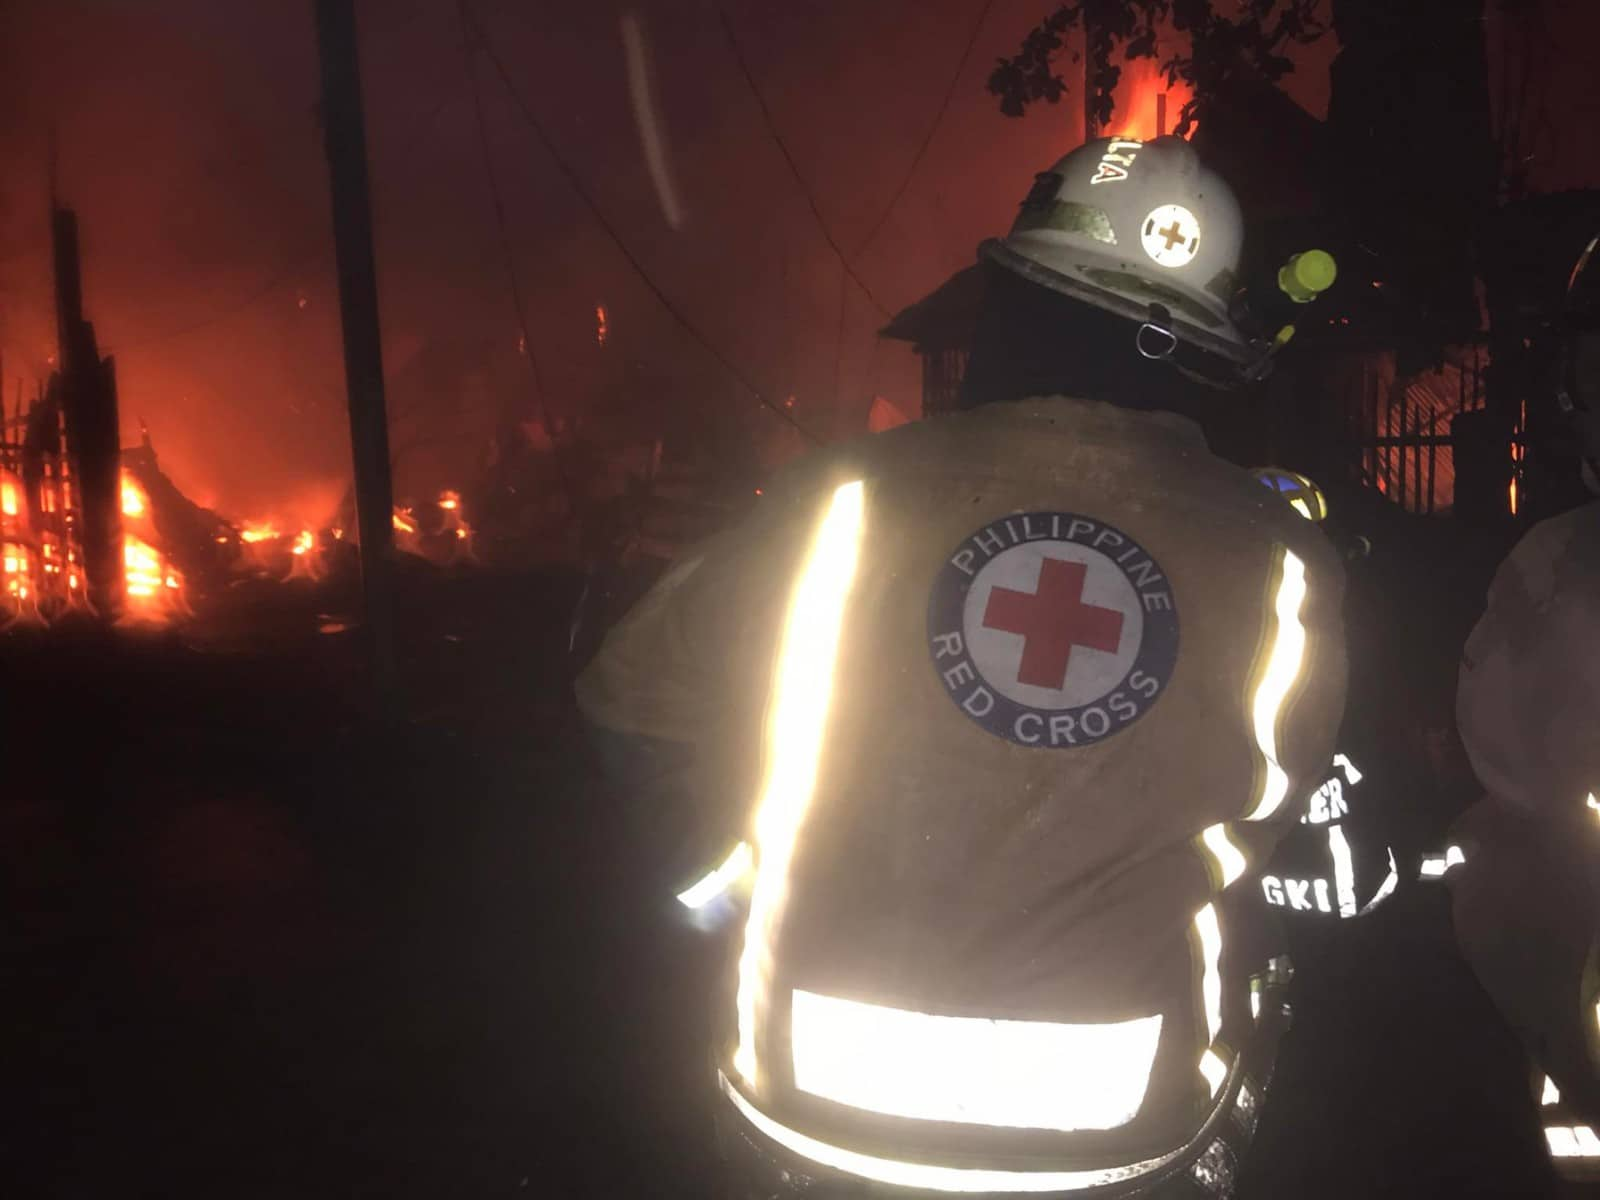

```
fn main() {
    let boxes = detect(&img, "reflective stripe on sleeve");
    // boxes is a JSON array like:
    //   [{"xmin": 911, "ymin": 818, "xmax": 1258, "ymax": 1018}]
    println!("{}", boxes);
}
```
[
  {"xmin": 733, "ymin": 481, "xmax": 865, "ymax": 1089},
  {"xmin": 1546, "ymin": 1125, "xmax": 1600, "ymax": 1158},
  {"xmin": 676, "ymin": 842, "xmax": 753, "ymax": 909},
  {"xmin": 1243, "ymin": 550, "xmax": 1310, "ymax": 822}
]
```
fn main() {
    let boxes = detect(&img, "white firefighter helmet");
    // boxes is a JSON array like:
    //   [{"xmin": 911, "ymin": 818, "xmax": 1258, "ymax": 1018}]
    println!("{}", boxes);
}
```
[{"xmin": 981, "ymin": 136, "xmax": 1258, "ymax": 366}]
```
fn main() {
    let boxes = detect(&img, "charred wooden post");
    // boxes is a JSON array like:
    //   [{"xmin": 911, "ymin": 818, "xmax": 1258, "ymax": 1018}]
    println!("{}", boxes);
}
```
[
  {"xmin": 50, "ymin": 207, "xmax": 123, "ymax": 618},
  {"xmin": 315, "ymin": 0, "xmax": 398, "ymax": 697}
]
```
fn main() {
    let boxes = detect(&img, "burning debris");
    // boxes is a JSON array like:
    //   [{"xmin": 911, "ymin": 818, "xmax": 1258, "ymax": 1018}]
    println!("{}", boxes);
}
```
[
  {"xmin": 384, "ymin": 490, "xmax": 476, "ymax": 565},
  {"xmin": 119, "ymin": 468, "xmax": 187, "ymax": 623},
  {"xmin": 2, "ymin": 379, "xmax": 89, "ymax": 625},
  {"xmin": 284, "ymin": 529, "xmax": 323, "ymax": 582}
]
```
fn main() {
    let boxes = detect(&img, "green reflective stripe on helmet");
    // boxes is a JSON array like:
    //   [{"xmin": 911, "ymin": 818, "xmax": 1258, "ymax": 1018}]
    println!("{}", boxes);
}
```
[{"xmin": 1012, "ymin": 200, "xmax": 1119, "ymax": 246}]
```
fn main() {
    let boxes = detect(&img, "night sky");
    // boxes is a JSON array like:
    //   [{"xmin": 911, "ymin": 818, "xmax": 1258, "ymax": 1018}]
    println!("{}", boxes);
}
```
[{"xmin": 0, "ymin": 0, "xmax": 1594, "ymax": 523}]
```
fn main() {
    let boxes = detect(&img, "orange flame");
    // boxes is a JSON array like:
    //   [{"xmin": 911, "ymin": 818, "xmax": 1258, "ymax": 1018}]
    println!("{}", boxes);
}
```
[
  {"xmin": 1110, "ymin": 63, "xmax": 1194, "ymax": 141},
  {"xmin": 124, "ymin": 536, "xmax": 162, "ymax": 598},
  {"xmin": 291, "ymin": 530, "xmax": 314, "ymax": 556},
  {"xmin": 121, "ymin": 477, "xmax": 146, "ymax": 518},
  {"xmin": 1, "ymin": 477, "xmax": 18, "ymax": 517},
  {"xmin": 239, "ymin": 524, "xmax": 279, "ymax": 544},
  {"xmin": 596, "ymin": 304, "xmax": 608, "ymax": 346},
  {"xmin": 438, "ymin": 490, "xmax": 460, "ymax": 511},
  {"xmin": 120, "ymin": 469, "xmax": 184, "ymax": 620},
  {"xmin": 393, "ymin": 508, "xmax": 417, "ymax": 534}
]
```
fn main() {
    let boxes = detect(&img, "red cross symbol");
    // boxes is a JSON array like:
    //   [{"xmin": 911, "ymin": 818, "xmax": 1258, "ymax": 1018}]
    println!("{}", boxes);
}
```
[
  {"xmin": 982, "ymin": 557, "xmax": 1125, "ymax": 689},
  {"xmin": 1158, "ymin": 220, "xmax": 1188, "ymax": 251}
]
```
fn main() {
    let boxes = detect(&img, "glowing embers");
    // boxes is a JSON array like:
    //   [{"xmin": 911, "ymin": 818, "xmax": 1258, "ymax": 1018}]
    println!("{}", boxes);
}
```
[
  {"xmin": 719, "ymin": 1072, "xmax": 1185, "ymax": 1194},
  {"xmin": 123, "ymin": 535, "xmax": 168, "ymax": 599},
  {"xmin": 1242, "ymin": 549, "xmax": 1309, "ymax": 822},
  {"xmin": 1546, "ymin": 1126, "xmax": 1600, "ymax": 1158},
  {"xmin": 285, "ymin": 529, "xmax": 324, "ymax": 582},
  {"xmin": 676, "ymin": 842, "xmax": 753, "ymax": 910},
  {"xmin": 789, "ymin": 990, "xmax": 1162, "ymax": 1133},
  {"xmin": 733, "ymin": 481, "xmax": 865, "ymax": 1089},
  {"xmin": 437, "ymin": 490, "xmax": 475, "ymax": 559},
  {"xmin": 3, "ymin": 542, "xmax": 36, "ymax": 610}
]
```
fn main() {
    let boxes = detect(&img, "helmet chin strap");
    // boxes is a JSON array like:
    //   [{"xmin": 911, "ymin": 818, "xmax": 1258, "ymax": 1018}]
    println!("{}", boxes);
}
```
[
  {"xmin": 1136, "ymin": 304, "xmax": 1266, "ymax": 392},
  {"xmin": 1135, "ymin": 311, "xmax": 1179, "ymax": 361}
]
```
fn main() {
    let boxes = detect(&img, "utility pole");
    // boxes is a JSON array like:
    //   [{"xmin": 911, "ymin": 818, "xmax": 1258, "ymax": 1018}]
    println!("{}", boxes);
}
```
[{"xmin": 314, "ymin": 0, "xmax": 398, "ymax": 701}]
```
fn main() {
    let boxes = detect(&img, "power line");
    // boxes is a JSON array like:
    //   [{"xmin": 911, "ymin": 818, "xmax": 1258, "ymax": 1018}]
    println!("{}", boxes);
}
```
[
  {"xmin": 715, "ymin": 7, "xmax": 893, "ymax": 321},
  {"xmin": 119, "ymin": 261, "xmax": 308, "ymax": 351},
  {"xmin": 851, "ymin": 0, "xmax": 997, "ymax": 260},
  {"xmin": 458, "ymin": 2, "xmax": 554, "ymax": 438},
  {"xmin": 456, "ymin": 0, "xmax": 583, "ymax": 511},
  {"xmin": 831, "ymin": 260, "xmax": 849, "ymax": 405},
  {"xmin": 119, "ymin": 82, "xmax": 467, "ymax": 352},
  {"xmin": 458, "ymin": 1, "xmax": 818, "ymax": 444}
]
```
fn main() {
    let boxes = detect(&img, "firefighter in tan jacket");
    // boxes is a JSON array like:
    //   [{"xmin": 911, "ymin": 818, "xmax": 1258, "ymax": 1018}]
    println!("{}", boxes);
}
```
[
  {"xmin": 1451, "ymin": 500, "xmax": 1600, "ymax": 1179},
  {"xmin": 578, "ymin": 137, "xmax": 1347, "ymax": 1199}
]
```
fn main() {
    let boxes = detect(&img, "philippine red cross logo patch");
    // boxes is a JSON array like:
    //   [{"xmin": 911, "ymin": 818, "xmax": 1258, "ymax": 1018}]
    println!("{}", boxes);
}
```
[{"xmin": 926, "ymin": 512, "xmax": 1180, "ymax": 748}]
